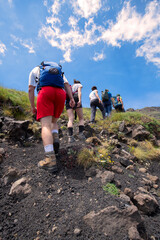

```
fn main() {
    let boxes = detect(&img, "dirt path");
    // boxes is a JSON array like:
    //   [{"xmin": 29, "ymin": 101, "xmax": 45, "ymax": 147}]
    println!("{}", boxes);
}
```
[{"xmin": 0, "ymin": 139, "xmax": 160, "ymax": 240}]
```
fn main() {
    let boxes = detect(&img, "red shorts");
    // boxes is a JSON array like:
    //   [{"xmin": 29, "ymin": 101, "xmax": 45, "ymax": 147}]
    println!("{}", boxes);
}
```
[{"xmin": 37, "ymin": 86, "xmax": 66, "ymax": 121}]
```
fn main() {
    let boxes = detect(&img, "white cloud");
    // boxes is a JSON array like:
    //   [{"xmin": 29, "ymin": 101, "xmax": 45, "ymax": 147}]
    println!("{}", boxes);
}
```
[
  {"xmin": 136, "ymin": 32, "xmax": 160, "ymax": 68},
  {"xmin": 0, "ymin": 42, "xmax": 7, "ymax": 56},
  {"xmin": 8, "ymin": 0, "xmax": 13, "ymax": 7},
  {"xmin": 0, "ymin": 59, "xmax": 2, "ymax": 65},
  {"xmin": 93, "ymin": 52, "xmax": 105, "ymax": 61},
  {"xmin": 39, "ymin": 16, "xmax": 100, "ymax": 62},
  {"xmin": 101, "ymin": 1, "xmax": 160, "ymax": 45},
  {"xmin": 11, "ymin": 35, "xmax": 35, "ymax": 54},
  {"xmin": 39, "ymin": 0, "xmax": 160, "ymax": 67},
  {"xmin": 72, "ymin": 0, "xmax": 102, "ymax": 19}
]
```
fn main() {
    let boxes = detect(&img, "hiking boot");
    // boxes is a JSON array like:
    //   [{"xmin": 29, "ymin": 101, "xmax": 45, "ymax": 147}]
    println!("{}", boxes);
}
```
[
  {"xmin": 53, "ymin": 132, "xmax": 59, "ymax": 155},
  {"xmin": 68, "ymin": 135, "xmax": 75, "ymax": 144},
  {"xmin": 38, "ymin": 152, "xmax": 57, "ymax": 172},
  {"xmin": 78, "ymin": 132, "xmax": 86, "ymax": 140}
]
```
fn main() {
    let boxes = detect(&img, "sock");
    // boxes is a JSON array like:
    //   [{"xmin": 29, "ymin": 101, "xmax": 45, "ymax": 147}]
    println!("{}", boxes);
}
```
[
  {"xmin": 79, "ymin": 125, "xmax": 84, "ymax": 133},
  {"xmin": 44, "ymin": 144, "xmax": 54, "ymax": 153},
  {"xmin": 68, "ymin": 127, "xmax": 73, "ymax": 136},
  {"xmin": 52, "ymin": 129, "xmax": 58, "ymax": 134}
]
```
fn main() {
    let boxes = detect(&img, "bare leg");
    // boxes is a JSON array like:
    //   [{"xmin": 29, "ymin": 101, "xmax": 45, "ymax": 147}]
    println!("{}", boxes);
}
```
[
  {"xmin": 76, "ymin": 108, "xmax": 84, "ymax": 126},
  {"xmin": 67, "ymin": 109, "xmax": 74, "ymax": 128},
  {"xmin": 40, "ymin": 116, "xmax": 53, "ymax": 146}
]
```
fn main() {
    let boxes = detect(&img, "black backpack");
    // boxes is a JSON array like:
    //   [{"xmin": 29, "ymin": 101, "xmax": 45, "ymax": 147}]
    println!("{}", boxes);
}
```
[{"xmin": 102, "ymin": 90, "xmax": 109, "ymax": 101}]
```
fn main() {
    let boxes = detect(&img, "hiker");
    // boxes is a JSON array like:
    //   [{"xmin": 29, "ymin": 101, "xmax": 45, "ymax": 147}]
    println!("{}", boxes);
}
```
[
  {"xmin": 89, "ymin": 86, "xmax": 105, "ymax": 123},
  {"xmin": 28, "ymin": 61, "xmax": 75, "ymax": 172},
  {"xmin": 113, "ymin": 94, "xmax": 125, "ymax": 112},
  {"xmin": 101, "ymin": 89, "xmax": 114, "ymax": 117},
  {"xmin": 66, "ymin": 79, "xmax": 85, "ymax": 143}
]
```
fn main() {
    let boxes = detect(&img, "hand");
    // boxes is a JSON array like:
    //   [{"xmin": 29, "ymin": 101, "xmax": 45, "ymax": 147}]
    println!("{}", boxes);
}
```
[
  {"xmin": 77, "ymin": 101, "xmax": 81, "ymax": 107},
  {"xmin": 31, "ymin": 106, "xmax": 37, "ymax": 115},
  {"xmin": 69, "ymin": 98, "xmax": 75, "ymax": 108}
]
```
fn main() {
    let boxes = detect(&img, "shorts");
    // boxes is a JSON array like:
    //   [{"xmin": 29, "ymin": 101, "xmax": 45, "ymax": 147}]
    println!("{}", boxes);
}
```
[
  {"xmin": 37, "ymin": 86, "xmax": 66, "ymax": 120},
  {"xmin": 66, "ymin": 94, "xmax": 82, "ymax": 110}
]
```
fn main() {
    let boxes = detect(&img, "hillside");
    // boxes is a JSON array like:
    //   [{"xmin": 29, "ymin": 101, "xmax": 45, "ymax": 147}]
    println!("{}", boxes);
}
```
[
  {"xmin": 136, "ymin": 107, "xmax": 160, "ymax": 120},
  {"xmin": 0, "ymin": 87, "xmax": 160, "ymax": 240}
]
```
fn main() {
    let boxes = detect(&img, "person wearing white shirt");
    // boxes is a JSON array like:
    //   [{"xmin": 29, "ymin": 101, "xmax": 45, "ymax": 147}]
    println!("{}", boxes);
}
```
[{"xmin": 89, "ymin": 86, "xmax": 105, "ymax": 123}]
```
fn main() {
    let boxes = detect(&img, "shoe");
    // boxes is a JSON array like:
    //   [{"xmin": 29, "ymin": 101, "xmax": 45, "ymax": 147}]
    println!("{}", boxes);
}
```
[
  {"xmin": 79, "ymin": 132, "xmax": 86, "ymax": 140},
  {"xmin": 38, "ymin": 152, "xmax": 57, "ymax": 172},
  {"xmin": 68, "ymin": 135, "xmax": 75, "ymax": 143},
  {"xmin": 53, "ymin": 132, "xmax": 59, "ymax": 155}
]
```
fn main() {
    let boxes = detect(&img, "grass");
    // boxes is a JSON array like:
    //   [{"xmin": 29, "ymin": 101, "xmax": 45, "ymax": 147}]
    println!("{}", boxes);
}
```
[
  {"xmin": 0, "ymin": 86, "xmax": 33, "ymax": 120},
  {"xmin": 98, "ymin": 111, "xmax": 160, "ymax": 136},
  {"xmin": 131, "ymin": 140, "xmax": 160, "ymax": 162},
  {"xmin": 103, "ymin": 183, "xmax": 120, "ymax": 196},
  {"xmin": 77, "ymin": 148, "xmax": 95, "ymax": 168},
  {"xmin": 0, "ymin": 86, "xmax": 160, "ymax": 138}
]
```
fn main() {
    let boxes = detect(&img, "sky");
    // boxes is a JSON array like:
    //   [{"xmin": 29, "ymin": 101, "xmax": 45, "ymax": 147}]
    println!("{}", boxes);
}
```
[{"xmin": 0, "ymin": 0, "xmax": 160, "ymax": 110}]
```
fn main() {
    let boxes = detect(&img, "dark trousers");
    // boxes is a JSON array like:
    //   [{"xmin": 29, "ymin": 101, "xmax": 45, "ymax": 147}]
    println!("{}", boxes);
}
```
[
  {"xmin": 90, "ymin": 99, "xmax": 105, "ymax": 122},
  {"xmin": 103, "ymin": 102, "xmax": 112, "ymax": 117}
]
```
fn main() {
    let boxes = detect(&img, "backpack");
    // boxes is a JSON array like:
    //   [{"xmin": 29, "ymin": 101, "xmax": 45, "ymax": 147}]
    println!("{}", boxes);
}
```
[
  {"xmin": 66, "ymin": 85, "xmax": 78, "ymax": 100},
  {"xmin": 113, "ymin": 95, "xmax": 122, "ymax": 108},
  {"xmin": 37, "ymin": 61, "xmax": 64, "ymax": 92},
  {"xmin": 102, "ymin": 90, "xmax": 109, "ymax": 101}
]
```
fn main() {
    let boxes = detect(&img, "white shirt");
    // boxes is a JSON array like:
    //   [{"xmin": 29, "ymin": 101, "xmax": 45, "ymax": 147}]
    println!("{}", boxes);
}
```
[
  {"xmin": 89, "ymin": 90, "xmax": 98, "ymax": 101},
  {"xmin": 28, "ymin": 66, "xmax": 68, "ymax": 87},
  {"xmin": 72, "ymin": 83, "xmax": 83, "ymax": 93}
]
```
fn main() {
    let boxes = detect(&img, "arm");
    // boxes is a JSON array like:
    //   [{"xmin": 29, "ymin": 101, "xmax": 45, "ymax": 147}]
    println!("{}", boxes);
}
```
[
  {"xmin": 120, "ymin": 98, "xmax": 124, "ymax": 109},
  {"xmin": 111, "ymin": 97, "xmax": 115, "ymax": 107},
  {"xmin": 28, "ymin": 85, "xmax": 37, "ymax": 115},
  {"xmin": 64, "ymin": 82, "xmax": 75, "ymax": 108},
  {"xmin": 95, "ymin": 90, "xmax": 102, "ymax": 103},
  {"xmin": 77, "ymin": 86, "xmax": 82, "ymax": 107}
]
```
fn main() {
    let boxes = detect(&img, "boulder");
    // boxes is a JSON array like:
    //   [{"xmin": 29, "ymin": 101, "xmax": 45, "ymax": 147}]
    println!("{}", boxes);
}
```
[
  {"xmin": 132, "ymin": 125, "xmax": 150, "ymax": 141},
  {"xmin": 133, "ymin": 193, "xmax": 159, "ymax": 215},
  {"xmin": 96, "ymin": 170, "xmax": 115, "ymax": 184},
  {"xmin": 83, "ymin": 205, "xmax": 145, "ymax": 238},
  {"xmin": 9, "ymin": 177, "xmax": 31, "ymax": 197},
  {"xmin": 1, "ymin": 117, "xmax": 30, "ymax": 141}
]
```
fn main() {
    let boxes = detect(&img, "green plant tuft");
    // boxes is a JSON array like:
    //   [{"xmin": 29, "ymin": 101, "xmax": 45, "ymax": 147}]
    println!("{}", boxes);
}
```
[
  {"xmin": 77, "ymin": 148, "xmax": 95, "ymax": 168},
  {"xmin": 103, "ymin": 183, "xmax": 120, "ymax": 196}
]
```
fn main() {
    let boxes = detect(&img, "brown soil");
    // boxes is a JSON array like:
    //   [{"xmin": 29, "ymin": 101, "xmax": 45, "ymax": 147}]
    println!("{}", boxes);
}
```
[{"xmin": 0, "ymin": 136, "xmax": 160, "ymax": 240}]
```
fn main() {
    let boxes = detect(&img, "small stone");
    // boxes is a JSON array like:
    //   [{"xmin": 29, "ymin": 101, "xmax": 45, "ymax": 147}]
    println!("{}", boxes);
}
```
[
  {"xmin": 139, "ymin": 168, "xmax": 147, "ymax": 173},
  {"xmin": 126, "ymin": 165, "xmax": 134, "ymax": 171},
  {"xmin": 74, "ymin": 228, "xmax": 81, "ymax": 236},
  {"xmin": 147, "ymin": 174, "xmax": 159, "ymax": 184},
  {"xmin": 153, "ymin": 184, "xmax": 159, "ymax": 189},
  {"xmin": 46, "ymin": 213, "xmax": 50, "ymax": 218},
  {"xmin": 14, "ymin": 219, "xmax": 18, "ymax": 223},
  {"xmin": 52, "ymin": 225, "xmax": 57, "ymax": 233},
  {"xmin": 88, "ymin": 177, "xmax": 92, "ymax": 182},
  {"xmin": 0, "ymin": 148, "xmax": 5, "ymax": 154},
  {"xmin": 57, "ymin": 188, "xmax": 62, "ymax": 194}
]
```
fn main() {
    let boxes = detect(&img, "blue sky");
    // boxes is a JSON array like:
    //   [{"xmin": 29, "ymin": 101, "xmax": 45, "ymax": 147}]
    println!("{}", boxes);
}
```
[{"xmin": 0, "ymin": 0, "xmax": 160, "ymax": 110}]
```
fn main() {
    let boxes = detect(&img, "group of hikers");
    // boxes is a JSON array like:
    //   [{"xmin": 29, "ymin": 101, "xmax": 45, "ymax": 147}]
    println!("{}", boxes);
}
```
[
  {"xmin": 89, "ymin": 87, "xmax": 124, "ymax": 123},
  {"xmin": 28, "ymin": 61, "xmax": 125, "ymax": 173}
]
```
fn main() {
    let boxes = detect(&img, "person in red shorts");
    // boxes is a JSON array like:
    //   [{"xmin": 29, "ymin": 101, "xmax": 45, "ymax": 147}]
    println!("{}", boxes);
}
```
[{"xmin": 28, "ymin": 61, "xmax": 75, "ymax": 172}]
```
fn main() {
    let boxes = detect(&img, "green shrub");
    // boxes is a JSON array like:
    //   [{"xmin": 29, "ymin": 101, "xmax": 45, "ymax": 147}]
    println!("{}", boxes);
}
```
[
  {"xmin": 77, "ymin": 148, "xmax": 95, "ymax": 168},
  {"xmin": 103, "ymin": 183, "xmax": 120, "ymax": 196},
  {"xmin": 132, "ymin": 140, "xmax": 160, "ymax": 162}
]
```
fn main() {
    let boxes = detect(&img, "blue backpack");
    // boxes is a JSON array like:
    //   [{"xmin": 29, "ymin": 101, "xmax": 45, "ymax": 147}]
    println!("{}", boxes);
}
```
[
  {"xmin": 113, "ymin": 95, "xmax": 122, "ymax": 108},
  {"xmin": 37, "ymin": 61, "xmax": 64, "ymax": 92}
]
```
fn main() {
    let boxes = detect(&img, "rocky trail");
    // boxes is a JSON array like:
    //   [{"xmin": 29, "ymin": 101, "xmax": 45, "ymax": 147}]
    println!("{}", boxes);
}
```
[{"xmin": 0, "ymin": 117, "xmax": 160, "ymax": 240}]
